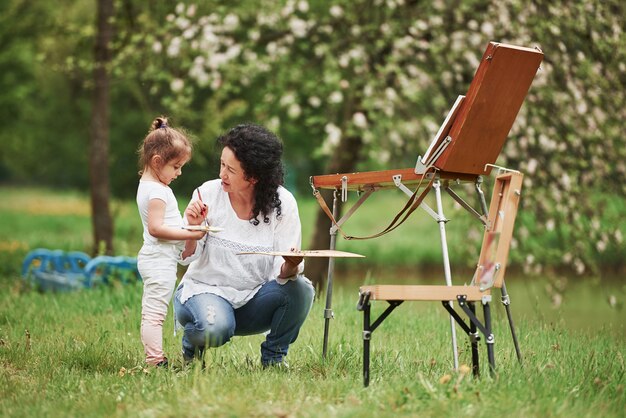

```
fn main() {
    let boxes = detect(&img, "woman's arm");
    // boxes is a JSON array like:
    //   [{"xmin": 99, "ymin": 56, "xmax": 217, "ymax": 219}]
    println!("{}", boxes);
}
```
[
  {"xmin": 278, "ymin": 253, "xmax": 304, "ymax": 279},
  {"xmin": 180, "ymin": 199, "xmax": 208, "ymax": 261},
  {"xmin": 274, "ymin": 191, "xmax": 305, "ymax": 279}
]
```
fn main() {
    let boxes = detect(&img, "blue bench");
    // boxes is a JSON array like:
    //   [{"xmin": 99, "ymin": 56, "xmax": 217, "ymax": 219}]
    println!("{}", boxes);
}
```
[{"xmin": 21, "ymin": 249, "xmax": 141, "ymax": 291}]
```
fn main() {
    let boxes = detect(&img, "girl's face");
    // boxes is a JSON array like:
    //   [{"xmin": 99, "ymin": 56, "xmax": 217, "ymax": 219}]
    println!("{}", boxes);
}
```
[
  {"xmin": 219, "ymin": 147, "xmax": 256, "ymax": 194},
  {"xmin": 155, "ymin": 154, "xmax": 189, "ymax": 186}
]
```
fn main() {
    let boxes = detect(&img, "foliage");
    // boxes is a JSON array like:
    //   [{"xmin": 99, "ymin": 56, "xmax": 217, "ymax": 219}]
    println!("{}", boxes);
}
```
[
  {"xmin": 0, "ymin": 0, "xmax": 624, "ymax": 273},
  {"xmin": 115, "ymin": 0, "xmax": 625, "ymax": 276}
]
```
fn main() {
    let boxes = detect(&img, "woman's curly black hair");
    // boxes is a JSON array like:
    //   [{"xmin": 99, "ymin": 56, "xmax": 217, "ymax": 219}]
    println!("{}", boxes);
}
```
[{"xmin": 217, "ymin": 123, "xmax": 284, "ymax": 225}]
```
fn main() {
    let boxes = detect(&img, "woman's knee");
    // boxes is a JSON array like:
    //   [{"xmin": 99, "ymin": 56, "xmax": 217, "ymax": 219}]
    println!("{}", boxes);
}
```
[
  {"xmin": 186, "ymin": 320, "xmax": 233, "ymax": 347},
  {"xmin": 291, "ymin": 276, "xmax": 315, "ymax": 305},
  {"xmin": 182, "ymin": 295, "xmax": 236, "ymax": 347}
]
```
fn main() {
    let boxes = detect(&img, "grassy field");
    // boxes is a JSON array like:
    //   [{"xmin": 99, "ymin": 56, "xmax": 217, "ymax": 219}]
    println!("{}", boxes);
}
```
[{"xmin": 1, "ymin": 187, "xmax": 624, "ymax": 417}]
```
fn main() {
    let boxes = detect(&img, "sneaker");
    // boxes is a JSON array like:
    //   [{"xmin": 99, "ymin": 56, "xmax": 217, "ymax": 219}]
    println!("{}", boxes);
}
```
[
  {"xmin": 155, "ymin": 357, "xmax": 169, "ymax": 368},
  {"xmin": 262, "ymin": 360, "xmax": 289, "ymax": 370},
  {"xmin": 182, "ymin": 349, "xmax": 206, "ymax": 369}
]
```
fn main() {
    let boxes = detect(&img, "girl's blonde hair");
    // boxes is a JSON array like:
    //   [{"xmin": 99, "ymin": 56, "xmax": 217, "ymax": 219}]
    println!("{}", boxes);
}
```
[{"xmin": 137, "ymin": 116, "xmax": 192, "ymax": 175}]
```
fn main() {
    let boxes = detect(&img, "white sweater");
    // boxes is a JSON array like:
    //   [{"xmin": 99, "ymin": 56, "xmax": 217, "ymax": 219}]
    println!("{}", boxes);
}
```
[{"xmin": 179, "ymin": 179, "xmax": 304, "ymax": 308}]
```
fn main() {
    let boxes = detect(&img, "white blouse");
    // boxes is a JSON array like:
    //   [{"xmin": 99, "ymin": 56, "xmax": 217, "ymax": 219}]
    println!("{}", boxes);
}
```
[
  {"xmin": 179, "ymin": 179, "xmax": 304, "ymax": 308},
  {"xmin": 136, "ymin": 180, "xmax": 184, "ymax": 248}
]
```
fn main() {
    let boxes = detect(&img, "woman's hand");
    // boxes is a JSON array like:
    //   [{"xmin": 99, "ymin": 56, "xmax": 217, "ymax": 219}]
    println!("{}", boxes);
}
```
[
  {"xmin": 185, "ymin": 200, "xmax": 208, "ymax": 226},
  {"xmin": 279, "ymin": 249, "xmax": 303, "ymax": 279}
]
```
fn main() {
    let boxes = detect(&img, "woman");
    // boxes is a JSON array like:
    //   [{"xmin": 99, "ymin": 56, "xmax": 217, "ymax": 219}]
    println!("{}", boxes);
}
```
[{"xmin": 175, "ymin": 123, "xmax": 315, "ymax": 367}]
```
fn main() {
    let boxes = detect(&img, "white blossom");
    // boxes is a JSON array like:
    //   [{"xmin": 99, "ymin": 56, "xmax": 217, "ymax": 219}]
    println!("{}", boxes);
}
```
[
  {"xmin": 352, "ymin": 112, "xmax": 368, "ymax": 128},
  {"xmin": 385, "ymin": 87, "xmax": 398, "ymax": 101},
  {"xmin": 329, "ymin": 91, "xmax": 343, "ymax": 104},
  {"xmin": 297, "ymin": 1, "xmax": 309, "ymax": 13},
  {"xmin": 329, "ymin": 5, "xmax": 343, "ymax": 18},
  {"xmin": 287, "ymin": 103, "xmax": 302, "ymax": 119},
  {"xmin": 308, "ymin": 96, "xmax": 321, "ymax": 107},
  {"xmin": 324, "ymin": 123, "xmax": 342, "ymax": 146},
  {"xmin": 280, "ymin": 93, "xmax": 296, "ymax": 106},
  {"xmin": 167, "ymin": 37, "xmax": 182, "ymax": 57},
  {"xmin": 170, "ymin": 78, "xmax": 184, "ymax": 92},
  {"xmin": 481, "ymin": 21, "xmax": 494, "ymax": 37},
  {"xmin": 267, "ymin": 116, "xmax": 280, "ymax": 132},
  {"xmin": 223, "ymin": 14, "xmax": 240, "ymax": 31},
  {"xmin": 289, "ymin": 17, "xmax": 308, "ymax": 38}
]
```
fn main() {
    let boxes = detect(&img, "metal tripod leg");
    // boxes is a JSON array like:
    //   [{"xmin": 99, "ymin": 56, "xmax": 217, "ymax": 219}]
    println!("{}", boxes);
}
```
[
  {"xmin": 362, "ymin": 296, "xmax": 371, "ymax": 387},
  {"xmin": 483, "ymin": 300, "xmax": 496, "ymax": 375},
  {"xmin": 501, "ymin": 282, "xmax": 523, "ymax": 364},
  {"xmin": 322, "ymin": 190, "xmax": 339, "ymax": 358},
  {"xmin": 468, "ymin": 302, "xmax": 480, "ymax": 377},
  {"xmin": 433, "ymin": 178, "xmax": 459, "ymax": 370}
]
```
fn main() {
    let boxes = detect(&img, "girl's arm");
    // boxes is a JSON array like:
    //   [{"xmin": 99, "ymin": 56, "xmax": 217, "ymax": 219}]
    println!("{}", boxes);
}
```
[{"xmin": 147, "ymin": 199, "xmax": 205, "ymax": 241}]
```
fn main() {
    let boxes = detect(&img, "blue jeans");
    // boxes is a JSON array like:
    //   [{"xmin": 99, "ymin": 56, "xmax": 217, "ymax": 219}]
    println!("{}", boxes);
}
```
[{"xmin": 174, "ymin": 276, "xmax": 315, "ymax": 366}]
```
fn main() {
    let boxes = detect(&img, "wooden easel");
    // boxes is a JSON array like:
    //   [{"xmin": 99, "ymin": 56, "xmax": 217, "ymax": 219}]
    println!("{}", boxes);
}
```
[{"xmin": 309, "ymin": 42, "xmax": 543, "ymax": 385}]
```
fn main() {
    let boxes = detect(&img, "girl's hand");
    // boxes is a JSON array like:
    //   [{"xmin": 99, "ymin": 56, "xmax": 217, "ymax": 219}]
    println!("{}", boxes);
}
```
[
  {"xmin": 186, "ymin": 229, "xmax": 207, "ymax": 240},
  {"xmin": 185, "ymin": 200, "xmax": 208, "ymax": 226}
]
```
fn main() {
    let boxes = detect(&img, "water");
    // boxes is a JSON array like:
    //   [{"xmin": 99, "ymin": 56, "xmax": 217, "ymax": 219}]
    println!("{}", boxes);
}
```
[{"xmin": 329, "ymin": 268, "xmax": 626, "ymax": 339}]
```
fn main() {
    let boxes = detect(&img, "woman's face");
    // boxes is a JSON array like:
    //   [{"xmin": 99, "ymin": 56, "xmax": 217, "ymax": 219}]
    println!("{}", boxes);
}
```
[{"xmin": 219, "ymin": 146, "xmax": 256, "ymax": 194}]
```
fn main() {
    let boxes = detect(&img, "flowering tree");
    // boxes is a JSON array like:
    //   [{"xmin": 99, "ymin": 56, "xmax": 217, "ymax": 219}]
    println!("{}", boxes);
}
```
[{"xmin": 119, "ymin": 0, "xmax": 625, "ymax": 284}]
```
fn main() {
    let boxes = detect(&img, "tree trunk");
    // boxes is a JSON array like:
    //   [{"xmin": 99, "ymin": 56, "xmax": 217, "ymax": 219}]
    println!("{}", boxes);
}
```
[
  {"xmin": 89, "ymin": 0, "xmax": 114, "ymax": 255},
  {"xmin": 306, "ymin": 134, "xmax": 363, "ymax": 290}
]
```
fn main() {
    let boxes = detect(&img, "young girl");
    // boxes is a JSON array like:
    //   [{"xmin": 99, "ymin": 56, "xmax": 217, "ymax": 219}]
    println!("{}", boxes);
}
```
[{"xmin": 136, "ymin": 116, "xmax": 206, "ymax": 367}]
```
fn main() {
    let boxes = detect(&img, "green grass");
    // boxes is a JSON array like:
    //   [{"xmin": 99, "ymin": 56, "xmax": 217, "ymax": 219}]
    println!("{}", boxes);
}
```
[
  {"xmin": 1, "ymin": 284, "xmax": 624, "ymax": 417},
  {"xmin": 1, "ymin": 186, "xmax": 625, "ymax": 417}
]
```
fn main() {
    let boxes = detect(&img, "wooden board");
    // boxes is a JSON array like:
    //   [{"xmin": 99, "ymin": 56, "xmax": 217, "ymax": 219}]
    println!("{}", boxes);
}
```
[
  {"xmin": 360, "ymin": 284, "xmax": 488, "ymax": 301},
  {"xmin": 310, "ymin": 168, "xmax": 477, "ymax": 191},
  {"xmin": 435, "ymin": 42, "xmax": 543, "ymax": 175},
  {"xmin": 182, "ymin": 225, "xmax": 224, "ymax": 233},
  {"xmin": 420, "ymin": 95, "xmax": 465, "ymax": 166},
  {"xmin": 237, "ymin": 249, "xmax": 365, "ymax": 258}
]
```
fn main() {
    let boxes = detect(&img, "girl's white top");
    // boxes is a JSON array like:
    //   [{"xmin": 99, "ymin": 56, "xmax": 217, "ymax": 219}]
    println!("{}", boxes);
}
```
[
  {"xmin": 179, "ymin": 179, "xmax": 304, "ymax": 308},
  {"xmin": 136, "ymin": 180, "xmax": 185, "ymax": 248}
]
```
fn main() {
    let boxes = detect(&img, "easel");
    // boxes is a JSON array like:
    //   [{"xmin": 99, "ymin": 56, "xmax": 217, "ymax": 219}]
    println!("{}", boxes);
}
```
[{"xmin": 310, "ymin": 42, "xmax": 543, "ymax": 382}]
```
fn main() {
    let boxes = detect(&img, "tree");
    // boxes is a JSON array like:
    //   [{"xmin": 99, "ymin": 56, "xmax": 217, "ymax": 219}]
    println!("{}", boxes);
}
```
[
  {"xmin": 89, "ymin": 0, "xmax": 114, "ymax": 254},
  {"xmin": 118, "ymin": 0, "xmax": 625, "ymax": 280}
]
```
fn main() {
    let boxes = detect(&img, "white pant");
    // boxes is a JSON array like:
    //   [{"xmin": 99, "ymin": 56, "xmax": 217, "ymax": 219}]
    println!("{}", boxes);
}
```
[{"xmin": 137, "ymin": 243, "xmax": 181, "ymax": 365}]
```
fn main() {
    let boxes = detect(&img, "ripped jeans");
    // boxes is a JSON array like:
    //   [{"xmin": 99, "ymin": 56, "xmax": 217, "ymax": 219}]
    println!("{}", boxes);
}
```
[{"xmin": 173, "ymin": 276, "xmax": 315, "ymax": 366}]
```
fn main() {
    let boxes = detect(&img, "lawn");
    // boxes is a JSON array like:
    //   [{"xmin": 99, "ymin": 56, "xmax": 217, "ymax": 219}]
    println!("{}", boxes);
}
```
[{"xmin": 0, "ymin": 187, "xmax": 624, "ymax": 417}]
